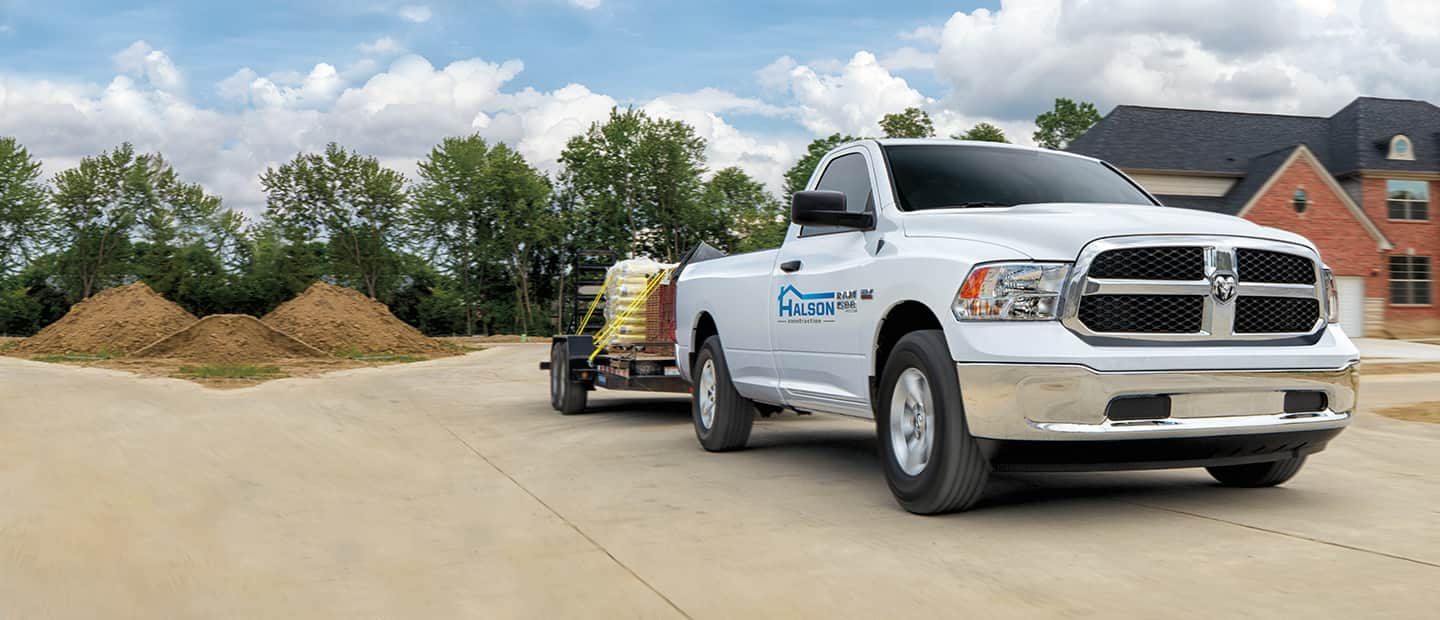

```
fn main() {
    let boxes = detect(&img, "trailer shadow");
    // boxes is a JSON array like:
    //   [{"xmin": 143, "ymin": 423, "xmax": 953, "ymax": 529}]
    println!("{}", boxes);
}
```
[{"xmin": 575, "ymin": 395, "xmax": 692, "ymax": 420}]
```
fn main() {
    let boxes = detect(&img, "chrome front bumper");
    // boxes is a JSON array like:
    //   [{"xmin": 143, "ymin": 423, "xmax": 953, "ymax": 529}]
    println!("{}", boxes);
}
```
[{"xmin": 958, "ymin": 362, "xmax": 1357, "ymax": 441}]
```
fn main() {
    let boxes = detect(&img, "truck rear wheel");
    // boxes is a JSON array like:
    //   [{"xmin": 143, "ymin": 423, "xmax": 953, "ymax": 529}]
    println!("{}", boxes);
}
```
[
  {"xmin": 877, "ymin": 330, "xmax": 990, "ymax": 514},
  {"xmin": 550, "ymin": 342, "xmax": 588, "ymax": 415},
  {"xmin": 1207, "ymin": 456, "xmax": 1306, "ymax": 487},
  {"xmin": 692, "ymin": 336, "xmax": 755, "ymax": 451}
]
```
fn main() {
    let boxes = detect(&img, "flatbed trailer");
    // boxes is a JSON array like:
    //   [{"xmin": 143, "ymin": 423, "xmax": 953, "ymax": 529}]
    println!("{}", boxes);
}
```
[
  {"xmin": 541, "ymin": 244, "xmax": 725, "ymax": 414},
  {"xmin": 540, "ymin": 335, "xmax": 689, "ymax": 414}
]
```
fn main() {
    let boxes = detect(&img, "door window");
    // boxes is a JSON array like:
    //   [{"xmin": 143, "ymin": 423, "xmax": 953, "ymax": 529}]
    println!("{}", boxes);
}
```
[{"xmin": 800, "ymin": 153, "xmax": 874, "ymax": 237}]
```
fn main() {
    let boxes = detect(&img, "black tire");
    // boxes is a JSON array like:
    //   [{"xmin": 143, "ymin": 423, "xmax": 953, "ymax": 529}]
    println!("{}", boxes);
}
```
[
  {"xmin": 877, "ymin": 330, "xmax": 990, "ymax": 515},
  {"xmin": 550, "ymin": 342, "xmax": 588, "ymax": 415},
  {"xmin": 692, "ymin": 336, "xmax": 755, "ymax": 451},
  {"xmin": 1207, "ymin": 456, "xmax": 1306, "ymax": 487}
]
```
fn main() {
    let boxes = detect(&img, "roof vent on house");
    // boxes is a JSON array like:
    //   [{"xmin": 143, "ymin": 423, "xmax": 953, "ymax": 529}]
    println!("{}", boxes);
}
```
[{"xmin": 1388, "ymin": 134, "xmax": 1415, "ymax": 161}]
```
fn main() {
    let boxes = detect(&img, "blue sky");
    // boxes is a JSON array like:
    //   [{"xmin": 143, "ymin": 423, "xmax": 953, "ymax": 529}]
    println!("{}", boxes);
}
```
[
  {"xmin": 1, "ymin": 1, "xmax": 967, "ymax": 111},
  {"xmin": 1, "ymin": 0, "xmax": 1436, "ymax": 215}
]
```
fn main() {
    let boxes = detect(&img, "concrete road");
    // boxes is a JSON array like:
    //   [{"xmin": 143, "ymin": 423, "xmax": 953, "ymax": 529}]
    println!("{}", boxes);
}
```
[{"xmin": 2, "ymin": 345, "xmax": 1439, "ymax": 618}]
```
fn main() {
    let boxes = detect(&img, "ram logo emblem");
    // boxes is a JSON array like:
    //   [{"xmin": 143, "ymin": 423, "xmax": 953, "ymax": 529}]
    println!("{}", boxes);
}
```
[{"xmin": 1211, "ymin": 273, "xmax": 1237, "ymax": 303}]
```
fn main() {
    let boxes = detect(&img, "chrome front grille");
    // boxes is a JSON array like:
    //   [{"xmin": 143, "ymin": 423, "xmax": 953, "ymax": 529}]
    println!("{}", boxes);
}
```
[
  {"xmin": 1077, "ymin": 295, "xmax": 1204, "ymax": 333},
  {"xmin": 1235, "ymin": 297, "xmax": 1321, "ymax": 333},
  {"xmin": 1063, "ymin": 237, "xmax": 1325, "ymax": 342},
  {"xmin": 1236, "ymin": 248, "xmax": 1316, "ymax": 284},
  {"xmin": 1088, "ymin": 246, "xmax": 1205, "ymax": 281}
]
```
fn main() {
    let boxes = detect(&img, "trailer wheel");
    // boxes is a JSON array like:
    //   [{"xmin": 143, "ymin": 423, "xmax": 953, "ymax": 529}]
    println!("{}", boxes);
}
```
[
  {"xmin": 692, "ymin": 336, "xmax": 754, "ymax": 451},
  {"xmin": 877, "ymin": 330, "xmax": 989, "ymax": 514},
  {"xmin": 550, "ymin": 342, "xmax": 588, "ymax": 415}
]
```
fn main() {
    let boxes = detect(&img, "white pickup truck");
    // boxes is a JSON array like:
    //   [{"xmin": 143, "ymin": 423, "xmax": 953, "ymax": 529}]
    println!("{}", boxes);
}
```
[{"xmin": 674, "ymin": 139, "xmax": 1358, "ymax": 514}]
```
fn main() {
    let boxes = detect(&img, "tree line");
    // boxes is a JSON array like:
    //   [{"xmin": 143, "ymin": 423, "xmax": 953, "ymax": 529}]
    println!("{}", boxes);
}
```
[{"xmin": 0, "ymin": 99, "xmax": 1099, "ymax": 337}]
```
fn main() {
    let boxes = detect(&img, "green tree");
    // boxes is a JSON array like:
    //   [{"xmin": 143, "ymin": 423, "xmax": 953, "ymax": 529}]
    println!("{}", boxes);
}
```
[
  {"xmin": 698, "ymin": 167, "xmax": 786, "ymax": 252},
  {"xmin": 879, "ymin": 107, "xmax": 935, "ymax": 139},
  {"xmin": 412, "ymin": 135, "xmax": 556, "ymax": 335},
  {"xmin": 1032, "ymin": 98, "xmax": 1102, "ymax": 149},
  {"xmin": 558, "ymin": 107, "xmax": 708, "ymax": 261},
  {"xmin": 49, "ymin": 144, "xmax": 144, "ymax": 299},
  {"xmin": 127, "ymin": 154, "xmax": 229, "ymax": 303},
  {"xmin": 783, "ymin": 133, "xmax": 859, "ymax": 199},
  {"xmin": 260, "ymin": 143, "xmax": 410, "ymax": 299},
  {"xmin": 954, "ymin": 122, "xmax": 1010, "ymax": 143},
  {"xmin": 0, "ymin": 137, "xmax": 50, "ymax": 279}
]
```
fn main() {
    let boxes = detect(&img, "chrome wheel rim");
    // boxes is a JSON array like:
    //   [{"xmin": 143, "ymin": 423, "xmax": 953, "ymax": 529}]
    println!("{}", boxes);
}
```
[
  {"xmin": 889, "ymin": 367, "xmax": 935, "ymax": 476},
  {"xmin": 698, "ymin": 359, "xmax": 717, "ymax": 430}
]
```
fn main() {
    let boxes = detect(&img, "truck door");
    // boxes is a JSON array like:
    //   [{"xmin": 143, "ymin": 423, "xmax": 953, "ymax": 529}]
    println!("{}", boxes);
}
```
[{"xmin": 770, "ymin": 150, "xmax": 883, "ymax": 417}]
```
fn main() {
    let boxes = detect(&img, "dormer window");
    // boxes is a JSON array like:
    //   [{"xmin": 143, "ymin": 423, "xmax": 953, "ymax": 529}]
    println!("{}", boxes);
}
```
[{"xmin": 1389, "ymin": 134, "xmax": 1415, "ymax": 161}]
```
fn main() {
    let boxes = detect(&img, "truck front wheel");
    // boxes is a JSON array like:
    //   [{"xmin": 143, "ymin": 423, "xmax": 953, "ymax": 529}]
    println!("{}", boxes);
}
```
[
  {"xmin": 1207, "ymin": 456, "xmax": 1307, "ymax": 487},
  {"xmin": 692, "ymin": 336, "xmax": 755, "ymax": 451},
  {"xmin": 877, "ymin": 330, "xmax": 990, "ymax": 514}
]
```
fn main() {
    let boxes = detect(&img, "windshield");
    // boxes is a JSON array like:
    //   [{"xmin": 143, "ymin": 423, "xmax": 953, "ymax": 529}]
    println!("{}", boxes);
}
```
[{"xmin": 883, "ymin": 145, "xmax": 1157, "ymax": 211}]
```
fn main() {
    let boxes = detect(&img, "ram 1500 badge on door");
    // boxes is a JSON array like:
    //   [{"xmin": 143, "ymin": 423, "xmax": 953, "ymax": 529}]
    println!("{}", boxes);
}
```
[{"xmin": 675, "ymin": 139, "xmax": 1358, "ymax": 515}]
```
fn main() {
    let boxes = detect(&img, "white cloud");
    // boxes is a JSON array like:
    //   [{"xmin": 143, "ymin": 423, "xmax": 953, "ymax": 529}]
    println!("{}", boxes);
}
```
[
  {"xmin": 648, "ymin": 88, "xmax": 787, "ymax": 118},
  {"xmin": 570, "ymin": 0, "xmax": 603, "ymax": 8},
  {"xmin": 0, "ymin": 24, "xmax": 13, "ymax": 35},
  {"xmin": 113, "ymin": 41, "xmax": 182, "ymax": 92},
  {"xmin": 926, "ymin": 0, "xmax": 1440, "ymax": 119},
  {"xmin": 759, "ymin": 51, "xmax": 927, "ymax": 136},
  {"xmin": 14, "ymin": 2, "xmax": 1440, "ymax": 220},
  {"xmin": 879, "ymin": 47, "xmax": 934, "ymax": 72},
  {"xmin": 397, "ymin": 5, "xmax": 432, "ymax": 23},
  {"xmin": 359, "ymin": 37, "xmax": 404, "ymax": 55},
  {"xmin": 217, "ymin": 63, "xmax": 344, "ymax": 108},
  {"xmin": 2, "ymin": 43, "xmax": 801, "ymax": 217}
]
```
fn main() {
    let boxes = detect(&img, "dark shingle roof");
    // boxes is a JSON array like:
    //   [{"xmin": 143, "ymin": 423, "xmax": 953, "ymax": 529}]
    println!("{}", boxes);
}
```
[
  {"xmin": 1153, "ymin": 195, "xmax": 1232, "ymax": 214},
  {"xmin": 1152, "ymin": 146, "xmax": 1299, "ymax": 216},
  {"xmin": 1068, "ymin": 97, "xmax": 1440, "ymax": 175}
]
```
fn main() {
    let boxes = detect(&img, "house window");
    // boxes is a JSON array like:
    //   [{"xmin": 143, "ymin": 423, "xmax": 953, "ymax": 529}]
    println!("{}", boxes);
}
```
[
  {"xmin": 1292, "ymin": 189, "xmax": 1308, "ymax": 213},
  {"xmin": 1389, "ymin": 135, "xmax": 1415, "ymax": 161},
  {"xmin": 1390, "ymin": 255, "xmax": 1431, "ymax": 305},
  {"xmin": 1387, "ymin": 180, "xmax": 1430, "ymax": 221}
]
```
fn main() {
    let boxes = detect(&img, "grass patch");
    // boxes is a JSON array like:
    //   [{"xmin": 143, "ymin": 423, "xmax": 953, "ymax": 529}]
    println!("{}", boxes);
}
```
[
  {"xmin": 439, "ymin": 340, "xmax": 484, "ymax": 353},
  {"xmin": 0, "ymin": 341, "xmax": 19, "ymax": 353},
  {"xmin": 30, "ymin": 349, "xmax": 122, "ymax": 363},
  {"xmin": 175, "ymin": 363, "xmax": 286, "ymax": 379}
]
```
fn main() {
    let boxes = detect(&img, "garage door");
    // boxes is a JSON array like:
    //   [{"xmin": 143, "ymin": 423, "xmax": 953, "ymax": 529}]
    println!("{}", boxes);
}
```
[{"xmin": 1335, "ymin": 277, "xmax": 1366, "ymax": 337}]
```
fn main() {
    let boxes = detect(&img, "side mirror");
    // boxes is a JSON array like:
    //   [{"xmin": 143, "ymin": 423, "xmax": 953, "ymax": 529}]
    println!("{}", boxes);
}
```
[{"xmin": 791, "ymin": 190, "xmax": 874, "ymax": 229}]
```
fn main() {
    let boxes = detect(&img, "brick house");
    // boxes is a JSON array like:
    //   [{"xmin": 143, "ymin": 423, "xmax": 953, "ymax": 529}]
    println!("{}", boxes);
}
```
[{"xmin": 1068, "ymin": 97, "xmax": 1440, "ymax": 337}]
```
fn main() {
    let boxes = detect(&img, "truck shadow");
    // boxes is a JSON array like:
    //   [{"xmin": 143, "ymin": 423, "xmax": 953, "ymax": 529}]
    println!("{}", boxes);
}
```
[
  {"xmin": 572, "ymin": 400, "xmax": 1324, "ymax": 514},
  {"xmin": 739, "ymin": 424, "xmax": 1321, "ymax": 514}
]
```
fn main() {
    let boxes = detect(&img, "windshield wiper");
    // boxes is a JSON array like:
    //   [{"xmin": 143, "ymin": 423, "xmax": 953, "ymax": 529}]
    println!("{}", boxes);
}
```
[{"xmin": 943, "ymin": 201, "xmax": 1014, "ymax": 209}]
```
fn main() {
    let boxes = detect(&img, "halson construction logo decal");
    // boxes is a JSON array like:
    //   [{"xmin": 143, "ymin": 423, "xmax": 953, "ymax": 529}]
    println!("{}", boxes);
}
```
[{"xmin": 777, "ymin": 285, "xmax": 873, "ymax": 323}]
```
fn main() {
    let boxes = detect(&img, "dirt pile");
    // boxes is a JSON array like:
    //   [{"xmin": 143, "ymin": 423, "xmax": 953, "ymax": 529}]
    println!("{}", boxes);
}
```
[
  {"xmin": 262, "ymin": 282, "xmax": 445, "ymax": 354},
  {"xmin": 12, "ymin": 283, "xmax": 197, "ymax": 355},
  {"xmin": 133, "ymin": 314, "xmax": 327, "ymax": 362}
]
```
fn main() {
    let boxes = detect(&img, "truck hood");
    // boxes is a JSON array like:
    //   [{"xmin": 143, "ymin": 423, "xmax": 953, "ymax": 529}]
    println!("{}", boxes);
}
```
[{"xmin": 901, "ymin": 203, "xmax": 1317, "ymax": 261}]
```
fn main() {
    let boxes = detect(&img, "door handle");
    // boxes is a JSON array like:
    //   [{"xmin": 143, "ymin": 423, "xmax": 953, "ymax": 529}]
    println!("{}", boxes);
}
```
[{"xmin": 780, "ymin": 260, "xmax": 802, "ymax": 273}]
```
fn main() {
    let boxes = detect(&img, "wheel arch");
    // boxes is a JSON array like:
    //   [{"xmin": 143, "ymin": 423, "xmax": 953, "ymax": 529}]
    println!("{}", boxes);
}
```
[
  {"xmin": 690, "ymin": 310, "xmax": 719, "ymax": 370},
  {"xmin": 871, "ymin": 300, "xmax": 947, "ymax": 407}
]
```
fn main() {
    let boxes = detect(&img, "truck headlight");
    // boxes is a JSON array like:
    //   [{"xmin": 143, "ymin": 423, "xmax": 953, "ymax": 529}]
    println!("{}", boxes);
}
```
[
  {"xmin": 1323, "ymin": 268, "xmax": 1340, "ymax": 324},
  {"xmin": 953, "ymin": 262, "xmax": 1070, "ymax": 321}
]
